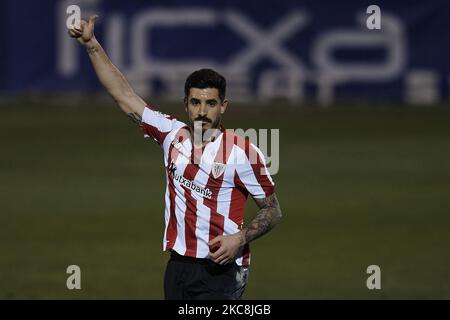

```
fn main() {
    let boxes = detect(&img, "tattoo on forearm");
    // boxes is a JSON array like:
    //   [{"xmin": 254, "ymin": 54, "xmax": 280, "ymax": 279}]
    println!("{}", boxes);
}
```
[
  {"xmin": 241, "ymin": 193, "xmax": 282, "ymax": 245},
  {"xmin": 127, "ymin": 112, "xmax": 143, "ymax": 127},
  {"xmin": 86, "ymin": 47, "xmax": 99, "ymax": 55}
]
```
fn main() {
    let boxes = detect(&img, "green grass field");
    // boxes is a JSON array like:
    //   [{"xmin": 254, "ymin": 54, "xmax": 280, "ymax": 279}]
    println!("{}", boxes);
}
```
[{"xmin": 1, "ymin": 100, "xmax": 450, "ymax": 299}]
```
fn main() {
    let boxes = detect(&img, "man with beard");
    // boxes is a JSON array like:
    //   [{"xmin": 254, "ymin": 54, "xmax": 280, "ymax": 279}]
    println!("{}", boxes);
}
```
[{"xmin": 69, "ymin": 15, "xmax": 282, "ymax": 300}]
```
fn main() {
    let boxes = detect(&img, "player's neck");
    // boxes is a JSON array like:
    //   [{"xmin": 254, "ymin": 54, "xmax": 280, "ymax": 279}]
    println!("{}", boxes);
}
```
[{"xmin": 189, "ymin": 124, "xmax": 224, "ymax": 147}]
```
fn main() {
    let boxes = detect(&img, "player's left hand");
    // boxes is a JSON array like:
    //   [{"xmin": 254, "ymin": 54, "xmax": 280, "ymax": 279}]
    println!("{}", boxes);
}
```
[
  {"xmin": 208, "ymin": 232, "xmax": 245, "ymax": 265},
  {"xmin": 68, "ymin": 15, "xmax": 98, "ymax": 46}
]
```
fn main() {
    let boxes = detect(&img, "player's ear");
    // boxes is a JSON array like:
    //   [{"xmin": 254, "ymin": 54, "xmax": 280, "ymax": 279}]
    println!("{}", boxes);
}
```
[
  {"xmin": 220, "ymin": 99, "xmax": 228, "ymax": 114},
  {"xmin": 183, "ymin": 97, "xmax": 188, "ymax": 112}
]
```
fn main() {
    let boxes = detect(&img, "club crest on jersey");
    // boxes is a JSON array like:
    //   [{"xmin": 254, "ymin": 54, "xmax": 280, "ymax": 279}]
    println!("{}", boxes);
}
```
[{"xmin": 211, "ymin": 162, "xmax": 226, "ymax": 179}]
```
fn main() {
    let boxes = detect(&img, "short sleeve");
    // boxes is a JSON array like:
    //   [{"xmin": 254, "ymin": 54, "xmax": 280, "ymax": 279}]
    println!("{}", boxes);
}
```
[
  {"xmin": 141, "ymin": 105, "xmax": 186, "ymax": 145},
  {"xmin": 235, "ymin": 142, "xmax": 275, "ymax": 199}
]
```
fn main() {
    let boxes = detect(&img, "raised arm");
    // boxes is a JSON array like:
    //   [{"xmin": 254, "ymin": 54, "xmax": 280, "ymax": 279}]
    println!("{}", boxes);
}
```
[{"xmin": 68, "ymin": 15, "xmax": 145, "ymax": 124}]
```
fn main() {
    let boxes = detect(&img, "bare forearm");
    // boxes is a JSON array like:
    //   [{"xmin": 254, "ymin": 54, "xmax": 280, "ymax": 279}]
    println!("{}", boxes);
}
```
[
  {"xmin": 240, "ymin": 193, "xmax": 282, "ymax": 245},
  {"xmin": 84, "ymin": 38, "xmax": 143, "ymax": 113},
  {"xmin": 68, "ymin": 16, "xmax": 145, "ymax": 119}
]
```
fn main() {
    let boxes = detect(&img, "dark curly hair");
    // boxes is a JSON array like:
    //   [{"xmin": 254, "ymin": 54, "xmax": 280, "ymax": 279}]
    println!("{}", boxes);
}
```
[{"xmin": 184, "ymin": 68, "xmax": 226, "ymax": 101}]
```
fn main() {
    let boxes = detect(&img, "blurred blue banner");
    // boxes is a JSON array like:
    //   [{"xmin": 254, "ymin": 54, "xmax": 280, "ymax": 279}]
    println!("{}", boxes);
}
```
[{"xmin": 1, "ymin": 0, "xmax": 450, "ymax": 105}]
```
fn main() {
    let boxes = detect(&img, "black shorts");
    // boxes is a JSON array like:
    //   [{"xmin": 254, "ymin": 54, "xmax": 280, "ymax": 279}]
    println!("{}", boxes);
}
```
[{"xmin": 164, "ymin": 251, "xmax": 249, "ymax": 300}]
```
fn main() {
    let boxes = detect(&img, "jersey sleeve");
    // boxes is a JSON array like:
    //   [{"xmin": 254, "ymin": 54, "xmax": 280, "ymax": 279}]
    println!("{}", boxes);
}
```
[
  {"xmin": 235, "ymin": 141, "xmax": 275, "ymax": 199},
  {"xmin": 141, "ymin": 105, "xmax": 185, "ymax": 146}
]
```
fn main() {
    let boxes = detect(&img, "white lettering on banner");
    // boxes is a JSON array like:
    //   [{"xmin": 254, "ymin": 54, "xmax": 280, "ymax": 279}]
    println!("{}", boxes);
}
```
[
  {"xmin": 259, "ymin": 69, "xmax": 305, "ymax": 101},
  {"xmin": 106, "ymin": 13, "xmax": 125, "ymax": 70},
  {"xmin": 224, "ymin": 10, "xmax": 308, "ymax": 72},
  {"xmin": 405, "ymin": 70, "xmax": 440, "ymax": 105},
  {"xmin": 312, "ymin": 14, "xmax": 405, "ymax": 105},
  {"xmin": 130, "ymin": 9, "xmax": 218, "ymax": 75},
  {"xmin": 57, "ymin": 1, "xmax": 408, "ymax": 104}
]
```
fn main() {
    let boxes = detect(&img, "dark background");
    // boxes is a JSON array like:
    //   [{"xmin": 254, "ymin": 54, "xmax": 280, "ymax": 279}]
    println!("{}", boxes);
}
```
[{"xmin": 0, "ymin": 0, "xmax": 449, "ymax": 299}]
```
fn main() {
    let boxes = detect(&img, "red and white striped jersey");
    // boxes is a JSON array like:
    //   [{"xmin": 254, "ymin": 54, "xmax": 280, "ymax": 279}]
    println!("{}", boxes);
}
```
[{"xmin": 141, "ymin": 105, "xmax": 275, "ymax": 267}]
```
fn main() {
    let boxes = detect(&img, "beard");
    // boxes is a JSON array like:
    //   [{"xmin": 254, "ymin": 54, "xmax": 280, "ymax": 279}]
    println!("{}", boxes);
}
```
[{"xmin": 190, "ymin": 115, "xmax": 222, "ymax": 144}]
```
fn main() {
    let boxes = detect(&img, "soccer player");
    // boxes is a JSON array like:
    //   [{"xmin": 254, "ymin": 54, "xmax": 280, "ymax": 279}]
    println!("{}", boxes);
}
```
[{"xmin": 68, "ymin": 15, "xmax": 282, "ymax": 300}]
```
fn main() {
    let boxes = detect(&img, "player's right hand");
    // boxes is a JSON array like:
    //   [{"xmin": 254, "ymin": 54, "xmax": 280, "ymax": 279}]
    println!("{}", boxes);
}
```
[{"xmin": 68, "ymin": 15, "xmax": 98, "ymax": 46}]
